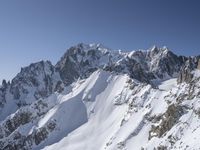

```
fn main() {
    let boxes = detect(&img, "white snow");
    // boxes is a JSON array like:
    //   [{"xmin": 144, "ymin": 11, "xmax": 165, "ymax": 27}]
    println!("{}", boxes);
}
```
[
  {"xmin": 43, "ymin": 70, "xmax": 130, "ymax": 150},
  {"xmin": 192, "ymin": 69, "xmax": 200, "ymax": 78},
  {"xmin": 42, "ymin": 72, "xmax": 200, "ymax": 150},
  {"xmin": 158, "ymin": 78, "xmax": 177, "ymax": 91}
]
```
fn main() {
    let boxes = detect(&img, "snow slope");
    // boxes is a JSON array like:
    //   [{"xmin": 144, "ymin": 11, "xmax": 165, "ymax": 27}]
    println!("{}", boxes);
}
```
[
  {"xmin": 42, "ymin": 69, "xmax": 200, "ymax": 150},
  {"xmin": 43, "ymin": 70, "xmax": 130, "ymax": 150},
  {"xmin": 40, "ymin": 68, "xmax": 200, "ymax": 150}
]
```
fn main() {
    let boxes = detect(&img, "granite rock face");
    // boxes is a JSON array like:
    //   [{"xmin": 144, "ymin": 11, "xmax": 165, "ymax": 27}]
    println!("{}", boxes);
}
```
[
  {"xmin": 0, "ymin": 80, "xmax": 9, "ymax": 107},
  {"xmin": 177, "ymin": 68, "xmax": 193, "ymax": 84},
  {"xmin": 149, "ymin": 104, "xmax": 185, "ymax": 139},
  {"xmin": 177, "ymin": 56, "xmax": 200, "ymax": 83},
  {"xmin": 56, "ymin": 44, "xmax": 189, "ymax": 85},
  {"xmin": 9, "ymin": 61, "xmax": 62, "ymax": 105},
  {"xmin": 197, "ymin": 59, "xmax": 200, "ymax": 70},
  {"xmin": 55, "ymin": 43, "xmax": 112, "ymax": 85}
]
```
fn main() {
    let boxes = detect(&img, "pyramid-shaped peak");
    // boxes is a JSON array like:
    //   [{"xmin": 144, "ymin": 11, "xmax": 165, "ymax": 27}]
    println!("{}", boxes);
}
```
[
  {"xmin": 150, "ymin": 45, "xmax": 158, "ymax": 51},
  {"xmin": 148, "ymin": 45, "xmax": 172, "ymax": 55}
]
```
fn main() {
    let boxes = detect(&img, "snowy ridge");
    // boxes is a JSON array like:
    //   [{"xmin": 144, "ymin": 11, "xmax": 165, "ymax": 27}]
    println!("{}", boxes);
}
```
[{"xmin": 0, "ymin": 43, "xmax": 200, "ymax": 150}]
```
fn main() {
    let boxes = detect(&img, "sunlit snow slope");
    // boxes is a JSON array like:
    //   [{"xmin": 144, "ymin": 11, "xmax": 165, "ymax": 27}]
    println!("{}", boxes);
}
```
[{"xmin": 44, "ymin": 69, "xmax": 200, "ymax": 150}]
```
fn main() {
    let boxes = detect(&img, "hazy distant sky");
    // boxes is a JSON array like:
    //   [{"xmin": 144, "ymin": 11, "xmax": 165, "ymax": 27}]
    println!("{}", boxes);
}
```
[{"xmin": 0, "ymin": 0, "xmax": 200, "ymax": 81}]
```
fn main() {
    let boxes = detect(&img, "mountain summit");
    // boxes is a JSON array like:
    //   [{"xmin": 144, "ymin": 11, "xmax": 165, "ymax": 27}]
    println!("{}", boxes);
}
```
[{"xmin": 0, "ymin": 43, "xmax": 200, "ymax": 150}]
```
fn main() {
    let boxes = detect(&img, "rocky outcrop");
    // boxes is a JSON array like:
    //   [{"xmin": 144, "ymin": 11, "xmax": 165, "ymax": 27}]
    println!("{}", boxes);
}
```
[
  {"xmin": 0, "ymin": 121, "xmax": 56, "ymax": 150},
  {"xmin": 197, "ymin": 59, "xmax": 200, "ymax": 70},
  {"xmin": 0, "ymin": 99, "xmax": 51, "ymax": 140},
  {"xmin": 177, "ymin": 58, "xmax": 194, "ymax": 83},
  {"xmin": 177, "ymin": 67, "xmax": 193, "ymax": 84},
  {"xmin": 177, "ymin": 56, "xmax": 200, "ymax": 83},
  {"xmin": 126, "ymin": 58, "xmax": 155, "ymax": 83},
  {"xmin": 149, "ymin": 104, "xmax": 185, "ymax": 139},
  {"xmin": 0, "ymin": 80, "xmax": 8, "ymax": 107},
  {"xmin": 0, "ymin": 97, "xmax": 57, "ymax": 150}
]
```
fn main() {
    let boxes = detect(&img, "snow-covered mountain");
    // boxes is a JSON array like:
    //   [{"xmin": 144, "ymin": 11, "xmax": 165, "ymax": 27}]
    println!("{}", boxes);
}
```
[{"xmin": 0, "ymin": 43, "xmax": 200, "ymax": 150}]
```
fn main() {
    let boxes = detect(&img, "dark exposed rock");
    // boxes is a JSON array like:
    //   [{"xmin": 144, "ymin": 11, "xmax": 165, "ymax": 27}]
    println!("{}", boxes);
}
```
[
  {"xmin": 125, "ymin": 47, "xmax": 185, "ymax": 83},
  {"xmin": 2, "ymin": 80, "xmax": 8, "ymax": 89},
  {"xmin": 3, "ymin": 111, "xmax": 32, "ymax": 137},
  {"xmin": 177, "ymin": 56, "xmax": 200, "ymax": 83},
  {"xmin": 56, "ymin": 54, "xmax": 80, "ymax": 85},
  {"xmin": 0, "ymin": 99, "xmax": 51, "ymax": 141},
  {"xmin": 0, "ymin": 97, "xmax": 56, "ymax": 149},
  {"xmin": 34, "ymin": 128, "xmax": 48, "ymax": 145},
  {"xmin": 127, "ymin": 58, "xmax": 154, "ymax": 83},
  {"xmin": 54, "ymin": 81, "xmax": 64, "ymax": 93},
  {"xmin": 177, "ymin": 58, "xmax": 194, "ymax": 83},
  {"xmin": 0, "ymin": 80, "xmax": 9, "ymax": 106},
  {"xmin": 55, "ymin": 43, "xmax": 109, "ymax": 85},
  {"xmin": 176, "ymin": 93, "xmax": 188, "ymax": 103},
  {"xmin": 0, "ymin": 121, "xmax": 56, "ymax": 150},
  {"xmin": 149, "ymin": 104, "xmax": 185, "ymax": 140},
  {"xmin": 156, "ymin": 145, "xmax": 168, "ymax": 150},
  {"xmin": 148, "ymin": 49, "xmax": 183, "ymax": 78},
  {"xmin": 177, "ymin": 67, "xmax": 193, "ymax": 84},
  {"xmin": 197, "ymin": 59, "xmax": 200, "ymax": 70}
]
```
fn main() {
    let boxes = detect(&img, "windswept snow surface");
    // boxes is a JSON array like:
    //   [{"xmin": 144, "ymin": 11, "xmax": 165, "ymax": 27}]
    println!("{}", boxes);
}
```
[
  {"xmin": 158, "ymin": 78, "xmax": 177, "ymax": 91},
  {"xmin": 42, "ymin": 69, "xmax": 200, "ymax": 150},
  {"xmin": 41, "ymin": 70, "xmax": 183, "ymax": 150},
  {"xmin": 43, "ymin": 70, "xmax": 130, "ymax": 150}
]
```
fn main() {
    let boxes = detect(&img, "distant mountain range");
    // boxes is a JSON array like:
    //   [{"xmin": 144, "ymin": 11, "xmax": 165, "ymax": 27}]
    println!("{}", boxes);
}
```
[{"xmin": 0, "ymin": 43, "xmax": 200, "ymax": 150}]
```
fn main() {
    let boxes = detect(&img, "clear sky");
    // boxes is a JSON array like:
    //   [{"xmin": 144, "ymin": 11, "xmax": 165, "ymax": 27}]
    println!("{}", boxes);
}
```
[{"xmin": 0, "ymin": 0, "xmax": 200, "ymax": 82}]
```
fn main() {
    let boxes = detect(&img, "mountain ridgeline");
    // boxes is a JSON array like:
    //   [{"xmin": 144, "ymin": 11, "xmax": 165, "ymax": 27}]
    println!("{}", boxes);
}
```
[
  {"xmin": 1, "ymin": 44, "xmax": 199, "ymax": 102},
  {"xmin": 0, "ymin": 43, "xmax": 200, "ymax": 150}
]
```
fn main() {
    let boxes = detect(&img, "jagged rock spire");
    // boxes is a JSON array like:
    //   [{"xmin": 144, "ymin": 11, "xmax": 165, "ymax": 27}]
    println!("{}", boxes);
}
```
[{"xmin": 198, "ymin": 59, "xmax": 200, "ymax": 70}]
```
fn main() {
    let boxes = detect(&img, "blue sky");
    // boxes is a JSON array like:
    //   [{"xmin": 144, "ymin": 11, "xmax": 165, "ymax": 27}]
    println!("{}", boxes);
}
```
[{"xmin": 0, "ymin": 0, "xmax": 200, "ymax": 81}]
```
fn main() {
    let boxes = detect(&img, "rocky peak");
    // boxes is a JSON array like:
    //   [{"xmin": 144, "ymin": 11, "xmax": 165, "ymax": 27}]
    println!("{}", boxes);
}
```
[
  {"xmin": 19, "ymin": 60, "xmax": 54, "ymax": 76},
  {"xmin": 56, "ymin": 44, "xmax": 188, "ymax": 85},
  {"xmin": 62, "ymin": 43, "xmax": 110, "ymax": 56},
  {"xmin": 147, "ymin": 45, "xmax": 169, "ymax": 58},
  {"xmin": 9, "ymin": 60, "xmax": 61, "ymax": 104},
  {"xmin": 1, "ymin": 80, "xmax": 8, "ymax": 89},
  {"xmin": 145, "ymin": 46, "xmax": 183, "ymax": 79},
  {"xmin": 55, "ymin": 43, "xmax": 112, "ymax": 84},
  {"xmin": 10, "ymin": 61, "xmax": 54, "ymax": 90},
  {"xmin": 150, "ymin": 45, "xmax": 159, "ymax": 52},
  {"xmin": 105, "ymin": 45, "xmax": 184, "ymax": 83},
  {"xmin": 148, "ymin": 45, "xmax": 163, "ymax": 58}
]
